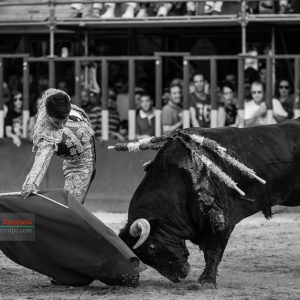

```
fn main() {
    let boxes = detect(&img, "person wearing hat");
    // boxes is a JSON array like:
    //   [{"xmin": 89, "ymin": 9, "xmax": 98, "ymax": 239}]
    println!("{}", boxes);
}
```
[{"xmin": 22, "ymin": 88, "xmax": 96, "ymax": 204}]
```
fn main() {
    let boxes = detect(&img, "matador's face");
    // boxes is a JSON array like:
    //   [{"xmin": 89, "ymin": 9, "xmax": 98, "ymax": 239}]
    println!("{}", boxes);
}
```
[{"xmin": 48, "ymin": 116, "xmax": 69, "ymax": 129}]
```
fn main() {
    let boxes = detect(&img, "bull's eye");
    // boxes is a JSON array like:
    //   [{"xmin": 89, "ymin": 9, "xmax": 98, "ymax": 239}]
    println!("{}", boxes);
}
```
[
  {"xmin": 183, "ymin": 249, "xmax": 190, "ymax": 257},
  {"xmin": 149, "ymin": 243, "xmax": 156, "ymax": 253}
]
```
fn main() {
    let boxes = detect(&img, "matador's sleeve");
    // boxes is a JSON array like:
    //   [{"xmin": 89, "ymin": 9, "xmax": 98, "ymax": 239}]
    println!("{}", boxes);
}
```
[
  {"xmin": 23, "ymin": 89, "xmax": 63, "ymax": 190},
  {"xmin": 23, "ymin": 140, "xmax": 56, "ymax": 190}
]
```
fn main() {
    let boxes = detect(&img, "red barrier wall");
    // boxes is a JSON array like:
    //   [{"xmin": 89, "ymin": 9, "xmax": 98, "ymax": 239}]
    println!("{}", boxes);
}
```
[{"xmin": 0, "ymin": 139, "xmax": 155, "ymax": 209}]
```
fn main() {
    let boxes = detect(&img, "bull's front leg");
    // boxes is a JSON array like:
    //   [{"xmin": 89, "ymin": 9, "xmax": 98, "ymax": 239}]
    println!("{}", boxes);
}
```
[{"xmin": 198, "ymin": 228, "xmax": 233, "ymax": 288}]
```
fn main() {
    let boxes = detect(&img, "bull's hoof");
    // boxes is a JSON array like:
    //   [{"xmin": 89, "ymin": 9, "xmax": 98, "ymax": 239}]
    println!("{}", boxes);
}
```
[{"xmin": 197, "ymin": 275, "xmax": 217, "ymax": 289}]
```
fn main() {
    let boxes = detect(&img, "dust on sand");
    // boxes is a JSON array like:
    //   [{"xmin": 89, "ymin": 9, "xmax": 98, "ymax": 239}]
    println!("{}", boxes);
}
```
[{"xmin": 0, "ymin": 211, "xmax": 299, "ymax": 300}]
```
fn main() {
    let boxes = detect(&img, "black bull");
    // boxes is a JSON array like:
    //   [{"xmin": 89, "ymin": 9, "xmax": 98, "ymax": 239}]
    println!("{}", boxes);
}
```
[{"xmin": 119, "ymin": 119, "xmax": 300, "ymax": 287}]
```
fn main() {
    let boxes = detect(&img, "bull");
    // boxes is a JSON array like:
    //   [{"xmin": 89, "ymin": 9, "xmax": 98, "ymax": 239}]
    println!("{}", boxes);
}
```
[{"xmin": 110, "ymin": 119, "xmax": 300, "ymax": 287}]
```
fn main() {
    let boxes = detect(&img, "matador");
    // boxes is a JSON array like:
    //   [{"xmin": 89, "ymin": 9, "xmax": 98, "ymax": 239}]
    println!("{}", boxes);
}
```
[{"xmin": 22, "ymin": 88, "xmax": 96, "ymax": 204}]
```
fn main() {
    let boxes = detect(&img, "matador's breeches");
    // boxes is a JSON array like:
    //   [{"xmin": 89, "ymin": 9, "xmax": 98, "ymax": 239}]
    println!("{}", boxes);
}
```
[{"xmin": 63, "ymin": 144, "xmax": 95, "ymax": 204}]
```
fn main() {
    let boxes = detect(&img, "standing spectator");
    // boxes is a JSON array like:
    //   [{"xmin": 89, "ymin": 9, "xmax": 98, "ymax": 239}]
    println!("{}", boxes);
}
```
[
  {"xmin": 5, "ymin": 92, "xmax": 34, "ymax": 147},
  {"xmin": 134, "ymin": 87, "xmax": 145, "ymax": 114},
  {"xmin": 244, "ymin": 81, "xmax": 267, "ymax": 127},
  {"xmin": 108, "ymin": 91, "xmax": 124, "ymax": 140},
  {"xmin": 162, "ymin": 83, "xmax": 183, "ymax": 134},
  {"xmin": 8, "ymin": 74, "xmax": 21, "ymax": 95},
  {"xmin": 81, "ymin": 62, "xmax": 101, "ymax": 95},
  {"xmin": 3, "ymin": 81, "xmax": 11, "ymax": 117},
  {"xmin": 81, "ymin": 89, "xmax": 102, "ymax": 140},
  {"xmin": 57, "ymin": 80, "xmax": 70, "ymax": 94},
  {"xmin": 259, "ymin": 66, "xmax": 267, "ymax": 89},
  {"xmin": 115, "ymin": 79, "xmax": 129, "ymax": 122},
  {"xmin": 189, "ymin": 73, "xmax": 211, "ymax": 128},
  {"xmin": 30, "ymin": 75, "xmax": 49, "ymax": 116},
  {"xmin": 274, "ymin": 79, "xmax": 294, "ymax": 119},
  {"xmin": 224, "ymin": 73, "xmax": 237, "ymax": 92},
  {"xmin": 136, "ymin": 93, "xmax": 155, "ymax": 139},
  {"xmin": 217, "ymin": 81, "xmax": 238, "ymax": 127}
]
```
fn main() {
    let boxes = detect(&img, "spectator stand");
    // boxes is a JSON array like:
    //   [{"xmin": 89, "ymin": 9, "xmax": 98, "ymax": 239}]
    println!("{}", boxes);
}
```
[
  {"xmin": 1, "ymin": 53, "xmax": 300, "ymax": 139},
  {"xmin": 1, "ymin": 0, "xmax": 300, "ymax": 53}
]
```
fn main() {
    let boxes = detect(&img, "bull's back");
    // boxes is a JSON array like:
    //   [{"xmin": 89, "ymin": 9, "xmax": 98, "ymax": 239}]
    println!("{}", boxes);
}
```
[{"xmin": 184, "ymin": 120, "xmax": 300, "ymax": 206}]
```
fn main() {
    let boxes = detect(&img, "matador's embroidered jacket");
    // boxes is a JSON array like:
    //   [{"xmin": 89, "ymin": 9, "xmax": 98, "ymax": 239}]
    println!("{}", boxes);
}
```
[{"xmin": 23, "ymin": 89, "xmax": 96, "ymax": 203}]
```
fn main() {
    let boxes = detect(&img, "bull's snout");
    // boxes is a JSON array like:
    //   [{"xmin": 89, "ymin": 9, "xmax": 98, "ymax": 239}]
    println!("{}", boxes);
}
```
[
  {"xmin": 165, "ymin": 262, "xmax": 191, "ymax": 283},
  {"xmin": 179, "ymin": 262, "xmax": 191, "ymax": 279}
]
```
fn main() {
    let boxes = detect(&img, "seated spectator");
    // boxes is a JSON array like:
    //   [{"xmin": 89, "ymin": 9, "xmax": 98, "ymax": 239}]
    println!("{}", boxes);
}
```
[
  {"xmin": 189, "ymin": 73, "xmax": 211, "ymax": 128},
  {"xmin": 217, "ymin": 81, "xmax": 238, "ymax": 127},
  {"xmin": 274, "ymin": 79, "xmax": 294, "ymax": 120},
  {"xmin": 186, "ymin": 1, "xmax": 223, "ymax": 15},
  {"xmin": 136, "ymin": 93, "xmax": 155, "ymax": 139},
  {"xmin": 70, "ymin": 3, "xmax": 84, "ymax": 17},
  {"xmin": 279, "ymin": 0, "xmax": 291, "ymax": 13},
  {"xmin": 162, "ymin": 83, "xmax": 183, "ymax": 134},
  {"xmin": 247, "ymin": 0, "xmax": 294, "ymax": 14},
  {"xmin": 258, "ymin": 65, "xmax": 267, "ymax": 89},
  {"xmin": 138, "ymin": 2, "xmax": 185, "ymax": 17},
  {"xmin": 5, "ymin": 92, "xmax": 34, "ymax": 147},
  {"xmin": 259, "ymin": 1, "xmax": 275, "ymax": 14},
  {"xmin": 92, "ymin": 2, "xmax": 137, "ymax": 18},
  {"xmin": 80, "ymin": 89, "xmax": 102, "ymax": 140},
  {"xmin": 244, "ymin": 81, "xmax": 267, "ymax": 127},
  {"xmin": 136, "ymin": 3, "xmax": 149, "ymax": 17},
  {"xmin": 204, "ymin": 1, "xmax": 223, "ymax": 14}
]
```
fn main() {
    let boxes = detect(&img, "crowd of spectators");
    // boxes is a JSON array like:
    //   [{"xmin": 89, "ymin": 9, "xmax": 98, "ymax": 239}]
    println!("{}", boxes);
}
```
[
  {"xmin": 69, "ymin": 1, "xmax": 300, "ymax": 18},
  {"xmin": 1, "ymin": 59, "xmax": 297, "ymax": 147},
  {"xmin": 160, "ymin": 73, "xmax": 294, "ymax": 133}
]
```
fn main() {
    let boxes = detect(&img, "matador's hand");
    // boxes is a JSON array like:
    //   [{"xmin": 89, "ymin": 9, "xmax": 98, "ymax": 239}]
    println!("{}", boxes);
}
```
[{"xmin": 21, "ymin": 183, "xmax": 39, "ymax": 199}]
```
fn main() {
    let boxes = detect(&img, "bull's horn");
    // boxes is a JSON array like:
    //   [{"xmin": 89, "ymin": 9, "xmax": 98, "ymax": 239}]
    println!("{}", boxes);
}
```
[{"xmin": 129, "ymin": 219, "xmax": 151, "ymax": 249}]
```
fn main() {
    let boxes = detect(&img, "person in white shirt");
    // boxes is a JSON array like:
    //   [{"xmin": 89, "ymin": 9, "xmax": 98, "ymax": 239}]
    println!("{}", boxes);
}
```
[
  {"xmin": 244, "ymin": 81, "xmax": 290, "ymax": 127},
  {"xmin": 244, "ymin": 81, "xmax": 267, "ymax": 127}
]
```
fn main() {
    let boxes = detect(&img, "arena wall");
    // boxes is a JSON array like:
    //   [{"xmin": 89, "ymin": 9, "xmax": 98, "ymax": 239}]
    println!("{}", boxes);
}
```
[{"xmin": 0, "ymin": 139, "xmax": 155, "ymax": 209}]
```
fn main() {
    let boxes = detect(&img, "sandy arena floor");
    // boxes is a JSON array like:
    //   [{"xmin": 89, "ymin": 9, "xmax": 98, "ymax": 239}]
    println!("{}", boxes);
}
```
[{"xmin": 0, "ymin": 211, "xmax": 299, "ymax": 300}]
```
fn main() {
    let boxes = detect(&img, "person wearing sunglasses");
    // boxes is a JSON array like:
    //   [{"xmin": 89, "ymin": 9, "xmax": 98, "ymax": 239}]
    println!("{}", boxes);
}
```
[
  {"xmin": 244, "ymin": 81, "xmax": 267, "ymax": 127},
  {"xmin": 22, "ymin": 88, "xmax": 96, "ymax": 204},
  {"xmin": 274, "ymin": 79, "xmax": 294, "ymax": 120}
]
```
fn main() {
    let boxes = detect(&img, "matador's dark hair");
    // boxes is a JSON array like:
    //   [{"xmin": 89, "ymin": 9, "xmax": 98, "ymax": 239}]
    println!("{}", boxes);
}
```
[{"xmin": 45, "ymin": 92, "xmax": 71, "ymax": 120}]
